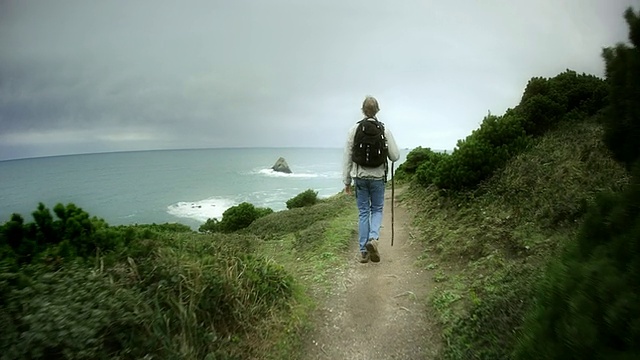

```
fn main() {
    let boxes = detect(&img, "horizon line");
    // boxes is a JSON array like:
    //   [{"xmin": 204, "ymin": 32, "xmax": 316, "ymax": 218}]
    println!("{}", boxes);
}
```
[
  {"xmin": 0, "ymin": 145, "xmax": 432, "ymax": 163},
  {"xmin": 0, "ymin": 146, "xmax": 345, "ymax": 163}
]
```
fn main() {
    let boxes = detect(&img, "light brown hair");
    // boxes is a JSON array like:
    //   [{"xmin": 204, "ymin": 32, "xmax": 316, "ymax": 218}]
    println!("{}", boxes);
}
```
[{"xmin": 361, "ymin": 96, "xmax": 380, "ymax": 118}]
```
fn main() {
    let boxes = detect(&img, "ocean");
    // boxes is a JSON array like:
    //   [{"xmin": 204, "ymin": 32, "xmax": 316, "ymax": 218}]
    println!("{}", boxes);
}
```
[{"xmin": 0, "ymin": 148, "xmax": 408, "ymax": 230}]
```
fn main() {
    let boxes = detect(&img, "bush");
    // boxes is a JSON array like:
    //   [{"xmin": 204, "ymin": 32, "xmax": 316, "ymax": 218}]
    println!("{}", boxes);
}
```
[
  {"xmin": 516, "ymin": 94, "xmax": 565, "ymax": 136},
  {"xmin": 0, "ymin": 203, "xmax": 123, "ymax": 266},
  {"xmin": 414, "ymin": 148, "xmax": 449, "ymax": 187},
  {"xmin": 0, "ymin": 233, "xmax": 296, "ymax": 359},
  {"xmin": 520, "ymin": 70, "xmax": 608, "ymax": 125},
  {"xmin": 0, "ymin": 264, "xmax": 149, "ymax": 359},
  {"xmin": 407, "ymin": 70, "xmax": 607, "ymax": 192},
  {"xmin": 399, "ymin": 147, "xmax": 441, "ymax": 174},
  {"xmin": 514, "ymin": 175, "xmax": 640, "ymax": 359},
  {"xmin": 199, "ymin": 202, "xmax": 273, "ymax": 233},
  {"xmin": 602, "ymin": 8, "xmax": 640, "ymax": 170},
  {"xmin": 433, "ymin": 113, "xmax": 530, "ymax": 191},
  {"xmin": 286, "ymin": 189, "xmax": 318, "ymax": 209}
]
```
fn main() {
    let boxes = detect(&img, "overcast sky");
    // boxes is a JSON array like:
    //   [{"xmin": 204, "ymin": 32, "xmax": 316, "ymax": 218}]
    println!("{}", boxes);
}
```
[{"xmin": 0, "ymin": 0, "xmax": 636, "ymax": 160}]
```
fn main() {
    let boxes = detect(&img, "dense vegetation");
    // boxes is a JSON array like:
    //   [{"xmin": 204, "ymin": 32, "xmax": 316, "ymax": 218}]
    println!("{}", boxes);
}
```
[
  {"xmin": 400, "ymin": 6, "xmax": 640, "ymax": 359},
  {"xmin": 515, "ymin": 8, "xmax": 640, "ymax": 359},
  {"xmin": 0, "ymin": 190, "xmax": 355, "ymax": 359},
  {"xmin": 397, "ymin": 71, "xmax": 607, "ymax": 191},
  {"xmin": 197, "ymin": 189, "xmax": 319, "ymax": 234},
  {"xmin": 285, "ymin": 189, "xmax": 318, "ymax": 209},
  {"xmin": 198, "ymin": 202, "xmax": 274, "ymax": 233}
]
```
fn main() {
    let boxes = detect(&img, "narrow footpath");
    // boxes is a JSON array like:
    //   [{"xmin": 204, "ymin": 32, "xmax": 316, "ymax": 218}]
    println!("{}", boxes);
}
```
[{"xmin": 301, "ymin": 186, "xmax": 441, "ymax": 359}]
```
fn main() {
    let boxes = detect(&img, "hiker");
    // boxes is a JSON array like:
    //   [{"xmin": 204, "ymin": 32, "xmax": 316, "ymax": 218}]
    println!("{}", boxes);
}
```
[{"xmin": 342, "ymin": 96, "xmax": 400, "ymax": 263}]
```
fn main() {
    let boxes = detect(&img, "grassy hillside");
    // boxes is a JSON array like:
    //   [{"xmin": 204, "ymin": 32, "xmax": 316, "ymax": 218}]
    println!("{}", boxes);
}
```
[
  {"xmin": 403, "ymin": 116, "xmax": 628, "ymax": 359},
  {"xmin": 0, "ymin": 193, "xmax": 357, "ymax": 360},
  {"xmin": 402, "ymin": 8, "xmax": 640, "ymax": 358}
]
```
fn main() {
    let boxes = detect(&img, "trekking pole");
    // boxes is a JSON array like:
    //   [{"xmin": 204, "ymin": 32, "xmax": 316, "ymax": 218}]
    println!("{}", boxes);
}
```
[{"xmin": 391, "ymin": 161, "xmax": 395, "ymax": 246}]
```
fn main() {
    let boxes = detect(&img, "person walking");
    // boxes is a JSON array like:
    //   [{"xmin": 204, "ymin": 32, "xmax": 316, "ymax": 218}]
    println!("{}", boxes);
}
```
[{"xmin": 343, "ymin": 96, "xmax": 400, "ymax": 263}]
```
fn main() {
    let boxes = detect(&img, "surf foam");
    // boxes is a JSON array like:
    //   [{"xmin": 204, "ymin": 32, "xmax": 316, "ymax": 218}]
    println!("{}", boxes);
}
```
[
  {"xmin": 256, "ymin": 168, "xmax": 319, "ymax": 178},
  {"xmin": 167, "ymin": 197, "xmax": 236, "ymax": 222}
]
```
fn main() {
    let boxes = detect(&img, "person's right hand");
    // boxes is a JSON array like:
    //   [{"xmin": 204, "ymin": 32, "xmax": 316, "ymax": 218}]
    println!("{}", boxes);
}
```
[{"xmin": 345, "ymin": 184, "xmax": 352, "ymax": 195}]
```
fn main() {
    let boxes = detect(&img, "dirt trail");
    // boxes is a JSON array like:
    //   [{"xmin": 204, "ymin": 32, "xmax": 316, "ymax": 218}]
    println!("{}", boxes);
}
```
[{"xmin": 301, "ymin": 186, "xmax": 441, "ymax": 360}]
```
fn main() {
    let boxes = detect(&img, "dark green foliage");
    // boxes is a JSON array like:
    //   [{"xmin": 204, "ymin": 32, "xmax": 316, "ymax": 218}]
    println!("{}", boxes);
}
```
[
  {"xmin": 434, "ymin": 113, "xmax": 530, "ymax": 191},
  {"xmin": 602, "ymin": 8, "xmax": 640, "ymax": 170},
  {"xmin": 132, "ymin": 222, "xmax": 193, "ymax": 233},
  {"xmin": 517, "ymin": 94, "xmax": 565, "ymax": 136},
  {"xmin": 398, "ymin": 146, "xmax": 441, "ymax": 174},
  {"xmin": 0, "ymin": 203, "xmax": 125, "ymax": 266},
  {"xmin": 0, "ymin": 192, "xmax": 356, "ymax": 358},
  {"xmin": 286, "ymin": 189, "xmax": 318, "ymax": 209},
  {"xmin": 486, "ymin": 118, "xmax": 628, "ymax": 228},
  {"xmin": 0, "ymin": 233, "xmax": 295, "ymax": 359},
  {"xmin": 0, "ymin": 264, "xmax": 148, "ymax": 360},
  {"xmin": 518, "ymin": 70, "xmax": 607, "ymax": 136},
  {"xmin": 514, "ymin": 8, "xmax": 640, "ymax": 359},
  {"xmin": 410, "ymin": 69, "xmax": 606, "ymax": 192},
  {"xmin": 410, "ymin": 148, "xmax": 448, "ymax": 186},
  {"xmin": 199, "ymin": 202, "xmax": 273, "ymax": 233},
  {"xmin": 394, "ymin": 147, "xmax": 447, "ymax": 183},
  {"xmin": 412, "ymin": 107, "xmax": 630, "ymax": 357},
  {"xmin": 515, "ymin": 175, "xmax": 640, "ymax": 359}
]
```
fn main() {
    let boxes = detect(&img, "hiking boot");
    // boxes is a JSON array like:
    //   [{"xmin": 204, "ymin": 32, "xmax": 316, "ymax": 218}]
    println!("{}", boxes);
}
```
[
  {"xmin": 366, "ymin": 239, "xmax": 380, "ymax": 263},
  {"xmin": 359, "ymin": 251, "xmax": 370, "ymax": 263}
]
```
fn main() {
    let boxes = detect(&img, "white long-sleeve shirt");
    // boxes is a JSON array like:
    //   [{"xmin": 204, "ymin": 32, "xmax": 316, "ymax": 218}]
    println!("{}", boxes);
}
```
[{"xmin": 342, "ymin": 118, "xmax": 400, "ymax": 185}]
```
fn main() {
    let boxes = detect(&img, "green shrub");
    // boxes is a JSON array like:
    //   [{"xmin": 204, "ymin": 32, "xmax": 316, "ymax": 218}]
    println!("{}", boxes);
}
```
[
  {"xmin": 0, "ymin": 232, "xmax": 296, "ymax": 359},
  {"xmin": 0, "ymin": 264, "xmax": 149, "ymax": 360},
  {"xmin": 432, "ymin": 112, "xmax": 530, "ymax": 190},
  {"xmin": 0, "ymin": 203, "xmax": 124, "ymax": 266},
  {"xmin": 414, "ymin": 148, "xmax": 449, "ymax": 187},
  {"xmin": 520, "ymin": 70, "xmax": 608, "ymax": 126},
  {"xmin": 485, "ymin": 118, "xmax": 628, "ymax": 229},
  {"xmin": 399, "ymin": 147, "xmax": 440, "ymax": 174},
  {"xmin": 411, "ymin": 70, "xmax": 606, "ymax": 192},
  {"xmin": 286, "ymin": 189, "xmax": 318, "ymax": 209},
  {"xmin": 433, "ymin": 113, "xmax": 530, "ymax": 191},
  {"xmin": 520, "ymin": 76, "xmax": 550, "ymax": 103},
  {"xmin": 514, "ymin": 176, "xmax": 640, "ymax": 359},
  {"xmin": 602, "ymin": 8, "xmax": 640, "ymax": 170},
  {"xmin": 199, "ymin": 202, "xmax": 273, "ymax": 233},
  {"xmin": 515, "ymin": 94, "xmax": 565, "ymax": 136}
]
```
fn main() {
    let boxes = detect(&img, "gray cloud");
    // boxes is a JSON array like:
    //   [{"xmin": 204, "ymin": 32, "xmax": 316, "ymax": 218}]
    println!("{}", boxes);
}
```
[{"xmin": 0, "ymin": 0, "xmax": 636, "ymax": 160}]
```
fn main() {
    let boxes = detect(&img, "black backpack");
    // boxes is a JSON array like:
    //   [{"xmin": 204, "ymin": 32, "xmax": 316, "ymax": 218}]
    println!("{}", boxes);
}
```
[{"xmin": 352, "ymin": 118, "xmax": 388, "ymax": 168}]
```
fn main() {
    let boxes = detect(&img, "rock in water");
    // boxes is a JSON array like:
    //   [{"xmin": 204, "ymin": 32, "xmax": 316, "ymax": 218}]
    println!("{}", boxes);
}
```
[{"xmin": 272, "ymin": 157, "xmax": 292, "ymax": 173}]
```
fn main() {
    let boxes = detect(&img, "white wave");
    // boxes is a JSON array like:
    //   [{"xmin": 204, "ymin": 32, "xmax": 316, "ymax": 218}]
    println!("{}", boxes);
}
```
[
  {"xmin": 167, "ymin": 197, "xmax": 236, "ymax": 223},
  {"xmin": 256, "ymin": 168, "xmax": 319, "ymax": 178}
]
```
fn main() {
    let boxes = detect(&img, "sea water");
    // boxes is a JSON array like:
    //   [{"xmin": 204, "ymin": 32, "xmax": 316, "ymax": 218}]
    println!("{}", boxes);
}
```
[{"xmin": 0, "ymin": 148, "xmax": 407, "ymax": 229}]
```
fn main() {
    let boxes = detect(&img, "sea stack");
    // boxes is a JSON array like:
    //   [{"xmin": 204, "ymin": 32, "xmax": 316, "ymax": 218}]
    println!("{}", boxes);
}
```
[{"xmin": 272, "ymin": 157, "xmax": 292, "ymax": 174}]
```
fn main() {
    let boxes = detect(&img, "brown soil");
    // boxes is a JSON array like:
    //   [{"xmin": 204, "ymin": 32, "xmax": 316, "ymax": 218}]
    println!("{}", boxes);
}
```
[{"xmin": 300, "ymin": 186, "xmax": 441, "ymax": 359}]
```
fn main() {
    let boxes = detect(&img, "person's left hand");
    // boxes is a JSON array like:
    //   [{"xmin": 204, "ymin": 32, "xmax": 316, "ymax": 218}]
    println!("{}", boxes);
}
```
[{"xmin": 345, "ymin": 184, "xmax": 352, "ymax": 195}]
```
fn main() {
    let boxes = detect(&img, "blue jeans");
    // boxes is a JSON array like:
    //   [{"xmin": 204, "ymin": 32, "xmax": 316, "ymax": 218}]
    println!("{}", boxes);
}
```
[{"xmin": 354, "ymin": 178, "xmax": 385, "ymax": 253}]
